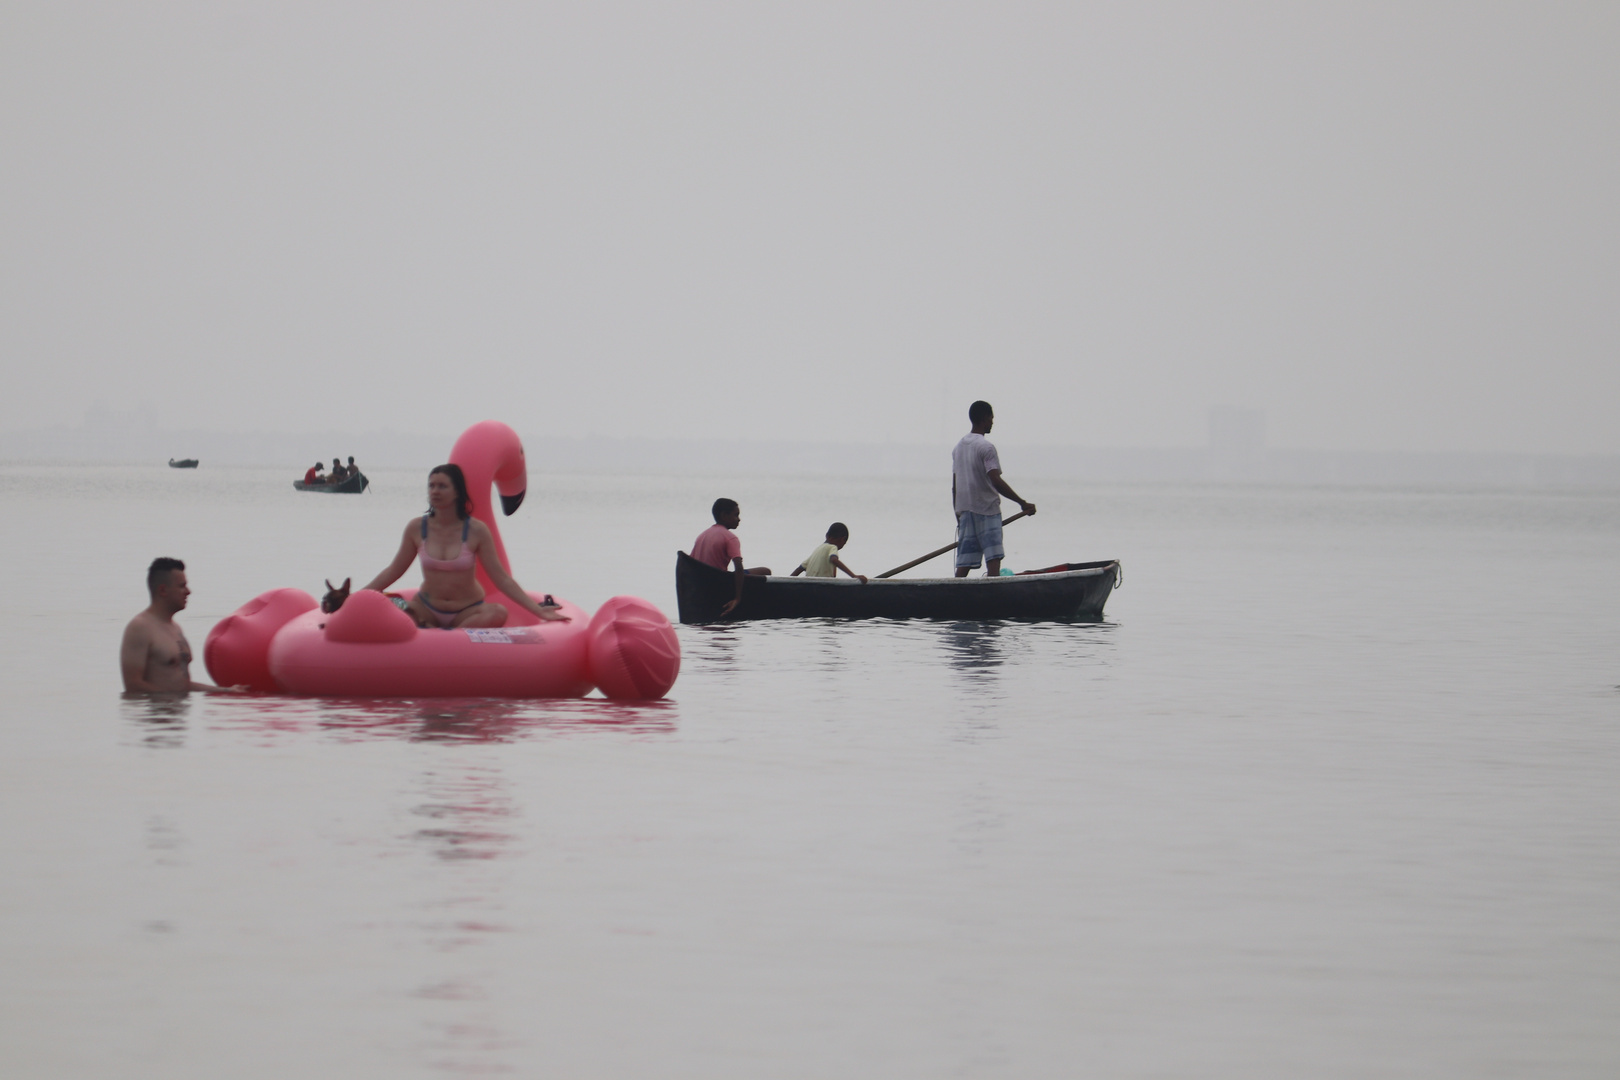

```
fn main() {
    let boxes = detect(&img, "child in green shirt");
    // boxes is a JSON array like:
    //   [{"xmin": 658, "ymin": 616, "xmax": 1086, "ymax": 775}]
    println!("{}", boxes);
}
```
[{"xmin": 791, "ymin": 522, "xmax": 868, "ymax": 583}]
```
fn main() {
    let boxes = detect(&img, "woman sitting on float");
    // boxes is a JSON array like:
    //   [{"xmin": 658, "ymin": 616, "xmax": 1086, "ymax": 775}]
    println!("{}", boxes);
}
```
[{"xmin": 364, "ymin": 463, "xmax": 569, "ymax": 629}]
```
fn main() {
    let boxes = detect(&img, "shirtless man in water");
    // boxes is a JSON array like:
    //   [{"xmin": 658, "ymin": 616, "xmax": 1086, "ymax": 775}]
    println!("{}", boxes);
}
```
[{"xmin": 120, "ymin": 557, "xmax": 244, "ymax": 694}]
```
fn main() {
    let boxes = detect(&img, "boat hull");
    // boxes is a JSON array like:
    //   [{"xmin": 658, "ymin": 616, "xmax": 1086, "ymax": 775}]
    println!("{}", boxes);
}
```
[{"xmin": 675, "ymin": 551, "xmax": 1120, "ymax": 623}]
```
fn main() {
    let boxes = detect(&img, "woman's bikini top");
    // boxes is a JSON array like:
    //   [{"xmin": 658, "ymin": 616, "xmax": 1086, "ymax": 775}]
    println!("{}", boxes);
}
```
[{"xmin": 418, "ymin": 514, "xmax": 476, "ymax": 573}]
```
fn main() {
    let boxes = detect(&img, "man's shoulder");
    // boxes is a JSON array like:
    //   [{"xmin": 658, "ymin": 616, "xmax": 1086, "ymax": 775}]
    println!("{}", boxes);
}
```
[
  {"xmin": 694, "ymin": 523, "xmax": 738, "ymax": 547},
  {"xmin": 955, "ymin": 433, "xmax": 996, "ymax": 458},
  {"xmin": 123, "ymin": 610, "xmax": 160, "ymax": 643}
]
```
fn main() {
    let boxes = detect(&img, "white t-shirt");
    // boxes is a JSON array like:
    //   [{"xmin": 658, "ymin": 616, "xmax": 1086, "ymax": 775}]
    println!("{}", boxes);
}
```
[
  {"xmin": 952, "ymin": 433, "xmax": 1002, "ymax": 515},
  {"xmin": 800, "ymin": 542, "xmax": 838, "ymax": 577}
]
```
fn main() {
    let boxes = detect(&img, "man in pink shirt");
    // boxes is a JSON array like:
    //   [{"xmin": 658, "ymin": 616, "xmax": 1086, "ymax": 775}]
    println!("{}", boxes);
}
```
[{"xmin": 691, "ymin": 498, "xmax": 772, "ymax": 616}]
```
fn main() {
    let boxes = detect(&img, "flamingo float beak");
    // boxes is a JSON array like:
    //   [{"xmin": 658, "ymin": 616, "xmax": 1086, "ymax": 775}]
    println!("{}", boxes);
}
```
[{"xmin": 501, "ymin": 490, "xmax": 525, "ymax": 515}]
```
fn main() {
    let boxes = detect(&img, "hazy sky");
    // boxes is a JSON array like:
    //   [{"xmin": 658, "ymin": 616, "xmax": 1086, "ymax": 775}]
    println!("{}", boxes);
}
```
[{"xmin": 4, "ymin": 2, "xmax": 1616, "ymax": 453}]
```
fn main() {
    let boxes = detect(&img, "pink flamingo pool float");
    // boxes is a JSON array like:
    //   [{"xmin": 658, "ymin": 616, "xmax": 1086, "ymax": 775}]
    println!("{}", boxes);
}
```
[{"xmin": 204, "ymin": 421, "xmax": 679, "ymax": 699}]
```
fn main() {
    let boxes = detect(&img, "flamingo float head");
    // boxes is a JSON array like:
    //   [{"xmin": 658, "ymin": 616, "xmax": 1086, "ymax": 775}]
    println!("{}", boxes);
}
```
[{"xmin": 448, "ymin": 420, "xmax": 529, "ymax": 593}]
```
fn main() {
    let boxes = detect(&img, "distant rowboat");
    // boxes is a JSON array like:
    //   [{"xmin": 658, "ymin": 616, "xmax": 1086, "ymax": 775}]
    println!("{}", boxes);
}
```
[
  {"xmin": 675, "ymin": 551, "xmax": 1121, "ymax": 623},
  {"xmin": 168, "ymin": 458, "xmax": 199, "ymax": 468},
  {"xmin": 293, "ymin": 471, "xmax": 369, "ymax": 494}
]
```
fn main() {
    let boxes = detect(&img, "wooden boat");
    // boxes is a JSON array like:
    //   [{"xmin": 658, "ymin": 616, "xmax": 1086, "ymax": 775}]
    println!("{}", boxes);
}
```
[
  {"xmin": 293, "ymin": 471, "xmax": 369, "ymax": 494},
  {"xmin": 675, "ymin": 551, "xmax": 1121, "ymax": 623},
  {"xmin": 168, "ymin": 458, "xmax": 199, "ymax": 468}
]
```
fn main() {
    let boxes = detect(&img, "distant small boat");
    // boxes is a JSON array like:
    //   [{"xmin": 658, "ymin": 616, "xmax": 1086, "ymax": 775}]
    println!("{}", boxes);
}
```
[
  {"xmin": 676, "ymin": 551, "xmax": 1121, "ymax": 623},
  {"xmin": 293, "ymin": 471, "xmax": 370, "ymax": 494},
  {"xmin": 168, "ymin": 458, "xmax": 199, "ymax": 469}
]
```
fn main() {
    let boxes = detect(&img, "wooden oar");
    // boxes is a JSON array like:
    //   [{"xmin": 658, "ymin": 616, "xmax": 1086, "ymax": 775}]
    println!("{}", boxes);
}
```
[{"xmin": 875, "ymin": 511, "xmax": 1029, "ymax": 579}]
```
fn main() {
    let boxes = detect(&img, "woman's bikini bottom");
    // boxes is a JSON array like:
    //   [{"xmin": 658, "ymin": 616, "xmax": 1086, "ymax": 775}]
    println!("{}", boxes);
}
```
[{"xmin": 417, "ymin": 592, "xmax": 483, "ymax": 629}]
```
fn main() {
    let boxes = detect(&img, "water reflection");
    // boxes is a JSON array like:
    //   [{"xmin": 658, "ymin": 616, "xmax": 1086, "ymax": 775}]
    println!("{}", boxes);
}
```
[
  {"xmin": 410, "ymin": 764, "xmax": 518, "ymax": 864},
  {"xmin": 941, "ymin": 620, "xmax": 1006, "ymax": 676},
  {"xmin": 402, "ymin": 763, "xmax": 523, "ymax": 1072},
  {"xmin": 935, "ymin": 618, "xmax": 1119, "ymax": 677},
  {"xmin": 951, "ymin": 786, "xmax": 1006, "ymax": 861},
  {"xmin": 120, "ymin": 694, "xmax": 191, "ymax": 749},
  {"xmin": 684, "ymin": 624, "xmax": 744, "ymax": 668},
  {"xmin": 146, "ymin": 814, "xmax": 185, "ymax": 867},
  {"xmin": 201, "ymin": 694, "xmax": 679, "ymax": 744},
  {"xmin": 809, "ymin": 619, "xmax": 853, "ymax": 670}
]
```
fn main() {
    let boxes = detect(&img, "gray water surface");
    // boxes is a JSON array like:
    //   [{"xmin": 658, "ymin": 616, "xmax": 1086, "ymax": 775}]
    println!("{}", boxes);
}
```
[{"xmin": 2, "ymin": 464, "xmax": 1617, "ymax": 1078}]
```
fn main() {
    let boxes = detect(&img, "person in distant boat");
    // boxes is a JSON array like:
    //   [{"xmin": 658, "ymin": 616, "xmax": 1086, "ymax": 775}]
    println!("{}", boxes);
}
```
[
  {"xmin": 329, "ymin": 457, "xmax": 348, "ymax": 483},
  {"xmin": 346, "ymin": 456, "xmax": 359, "ymax": 477},
  {"xmin": 303, "ymin": 462, "xmax": 325, "ymax": 485},
  {"xmin": 691, "ymin": 498, "xmax": 771, "ymax": 616},
  {"xmin": 121, "ymin": 558, "xmax": 245, "ymax": 694},
  {"xmin": 361, "ymin": 463, "xmax": 568, "ymax": 629},
  {"xmin": 790, "ymin": 522, "xmax": 867, "ymax": 583},
  {"xmin": 952, "ymin": 400, "xmax": 1035, "ymax": 578}
]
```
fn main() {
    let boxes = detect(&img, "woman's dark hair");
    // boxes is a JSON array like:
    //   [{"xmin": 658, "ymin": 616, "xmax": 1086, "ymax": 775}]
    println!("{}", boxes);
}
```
[{"xmin": 430, "ymin": 464, "xmax": 473, "ymax": 519}]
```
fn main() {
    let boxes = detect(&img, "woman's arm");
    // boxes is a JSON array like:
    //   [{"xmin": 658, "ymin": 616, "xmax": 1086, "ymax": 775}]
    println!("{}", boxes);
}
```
[
  {"xmin": 361, "ymin": 521, "xmax": 418, "ymax": 592},
  {"xmin": 473, "ymin": 522, "xmax": 570, "ymax": 621}
]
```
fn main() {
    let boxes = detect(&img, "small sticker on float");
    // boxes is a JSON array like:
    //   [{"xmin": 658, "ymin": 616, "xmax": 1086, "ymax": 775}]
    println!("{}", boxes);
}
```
[{"xmin": 464, "ymin": 628, "xmax": 544, "ymax": 645}]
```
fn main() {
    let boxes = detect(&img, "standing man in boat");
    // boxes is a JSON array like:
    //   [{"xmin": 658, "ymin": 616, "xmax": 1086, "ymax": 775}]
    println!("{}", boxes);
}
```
[
  {"xmin": 120, "ymin": 558, "xmax": 244, "ymax": 694},
  {"xmin": 952, "ymin": 400, "xmax": 1035, "ymax": 578}
]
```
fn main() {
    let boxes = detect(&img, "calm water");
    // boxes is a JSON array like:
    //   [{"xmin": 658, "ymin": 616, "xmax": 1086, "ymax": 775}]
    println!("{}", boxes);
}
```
[{"xmin": 2, "ymin": 462, "xmax": 1617, "ymax": 1078}]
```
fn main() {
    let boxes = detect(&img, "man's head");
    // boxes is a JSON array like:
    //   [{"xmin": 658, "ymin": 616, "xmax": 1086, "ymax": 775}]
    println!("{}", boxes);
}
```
[
  {"xmin": 969, "ymin": 400, "xmax": 994, "ymax": 433},
  {"xmin": 147, "ymin": 557, "xmax": 189, "ymax": 610},
  {"xmin": 712, "ymin": 498, "xmax": 741, "ymax": 529},
  {"xmin": 826, "ymin": 522, "xmax": 849, "ymax": 549}
]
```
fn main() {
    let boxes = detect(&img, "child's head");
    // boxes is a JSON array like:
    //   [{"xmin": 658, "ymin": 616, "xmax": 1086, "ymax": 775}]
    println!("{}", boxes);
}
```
[
  {"xmin": 712, "ymin": 498, "xmax": 741, "ymax": 528},
  {"xmin": 825, "ymin": 521, "xmax": 849, "ymax": 549}
]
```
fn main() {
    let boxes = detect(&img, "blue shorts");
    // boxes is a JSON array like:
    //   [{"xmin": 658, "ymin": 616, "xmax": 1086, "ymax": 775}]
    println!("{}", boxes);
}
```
[{"xmin": 955, "ymin": 511, "xmax": 1004, "ymax": 568}]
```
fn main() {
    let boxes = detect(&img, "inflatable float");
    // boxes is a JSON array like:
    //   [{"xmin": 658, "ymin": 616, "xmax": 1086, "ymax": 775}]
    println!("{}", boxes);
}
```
[{"xmin": 205, "ymin": 421, "xmax": 680, "ymax": 700}]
